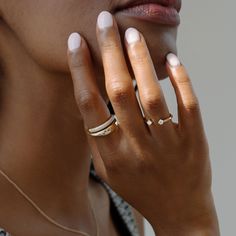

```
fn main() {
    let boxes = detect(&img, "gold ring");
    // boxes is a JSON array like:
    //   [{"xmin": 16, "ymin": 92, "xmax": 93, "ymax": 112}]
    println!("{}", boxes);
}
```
[
  {"xmin": 87, "ymin": 115, "xmax": 119, "ymax": 137},
  {"xmin": 144, "ymin": 114, "xmax": 173, "ymax": 126}
]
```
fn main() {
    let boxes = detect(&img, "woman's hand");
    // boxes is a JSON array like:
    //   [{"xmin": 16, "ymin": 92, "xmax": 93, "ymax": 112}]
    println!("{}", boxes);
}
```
[{"xmin": 67, "ymin": 11, "xmax": 219, "ymax": 236}]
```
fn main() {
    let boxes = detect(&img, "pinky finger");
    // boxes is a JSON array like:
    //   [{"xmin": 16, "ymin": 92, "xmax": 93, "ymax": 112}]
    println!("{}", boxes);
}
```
[{"xmin": 166, "ymin": 53, "xmax": 204, "ymax": 133}]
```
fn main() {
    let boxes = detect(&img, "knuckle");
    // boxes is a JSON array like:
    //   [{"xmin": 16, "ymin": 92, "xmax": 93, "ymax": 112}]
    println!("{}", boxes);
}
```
[
  {"xmin": 143, "ymin": 94, "xmax": 163, "ymax": 111},
  {"xmin": 69, "ymin": 53, "xmax": 86, "ymax": 70},
  {"xmin": 177, "ymin": 74, "xmax": 191, "ymax": 85},
  {"xmin": 75, "ymin": 90, "xmax": 98, "ymax": 113},
  {"xmin": 108, "ymin": 82, "xmax": 133, "ymax": 105},
  {"xmin": 184, "ymin": 98, "xmax": 200, "ymax": 112},
  {"xmin": 132, "ymin": 51, "xmax": 148, "ymax": 65},
  {"xmin": 101, "ymin": 38, "xmax": 120, "ymax": 53}
]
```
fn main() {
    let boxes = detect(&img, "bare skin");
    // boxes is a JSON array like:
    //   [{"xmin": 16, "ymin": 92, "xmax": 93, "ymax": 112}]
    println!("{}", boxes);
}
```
[
  {"xmin": 0, "ymin": 0, "xmax": 219, "ymax": 236},
  {"xmin": 0, "ymin": 0, "xmax": 147, "ymax": 235},
  {"xmin": 67, "ymin": 11, "xmax": 220, "ymax": 236}
]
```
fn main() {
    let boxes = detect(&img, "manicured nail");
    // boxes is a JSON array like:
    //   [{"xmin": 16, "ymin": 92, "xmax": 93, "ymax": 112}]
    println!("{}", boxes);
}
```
[
  {"xmin": 97, "ymin": 11, "xmax": 113, "ymax": 30},
  {"xmin": 125, "ymin": 28, "xmax": 140, "ymax": 44},
  {"xmin": 167, "ymin": 53, "xmax": 181, "ymax": 67},
  {"xmin": 68, "ymin": 32, "xmax": 81, "ymax": 52}
]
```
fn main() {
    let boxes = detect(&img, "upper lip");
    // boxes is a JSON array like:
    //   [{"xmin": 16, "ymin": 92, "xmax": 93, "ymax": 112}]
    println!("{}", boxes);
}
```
[{"xmin": 114, "ymin": 0, "xmax": 182, "ymax": 13}]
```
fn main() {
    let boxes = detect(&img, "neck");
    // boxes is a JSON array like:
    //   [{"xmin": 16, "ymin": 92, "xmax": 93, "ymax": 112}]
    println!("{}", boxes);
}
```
[
  {"xmin": 0, "ymin": 70, "xmax": 91, "ymax": 195},
  {"xmin": 0, "ymin": 21, "xmax": 95, "ymax": 230}
]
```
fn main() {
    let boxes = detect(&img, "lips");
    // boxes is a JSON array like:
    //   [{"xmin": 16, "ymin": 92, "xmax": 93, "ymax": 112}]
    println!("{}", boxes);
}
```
[
  {"xmin": 114, "ymin": 0, "xmax": 182, "ymax": 26},
  {"xmin": 115, "ymin": 0, "xmax": 182, "ymax": 13}
]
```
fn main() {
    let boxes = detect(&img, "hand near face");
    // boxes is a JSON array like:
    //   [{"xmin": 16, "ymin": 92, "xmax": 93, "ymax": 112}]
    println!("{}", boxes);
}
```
[{"xmin": 67, "ymin": 11, "xmax": 219, "ymax": 236}]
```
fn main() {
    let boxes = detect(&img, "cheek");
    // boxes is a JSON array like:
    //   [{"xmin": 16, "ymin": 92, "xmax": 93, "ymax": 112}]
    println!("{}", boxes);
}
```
[
  {"xmin": 6, "ymin": 0, "xmax": 178, "ymax": 92},
  {"xmin": 6, "ymin": 0, "xmax": 106, "ymax": 73}
]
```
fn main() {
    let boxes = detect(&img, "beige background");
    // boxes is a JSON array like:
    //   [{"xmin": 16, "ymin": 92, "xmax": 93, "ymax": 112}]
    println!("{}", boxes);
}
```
[{"xmin": 144, "ymin": 0, "xmax": 235, "ymax": 235}]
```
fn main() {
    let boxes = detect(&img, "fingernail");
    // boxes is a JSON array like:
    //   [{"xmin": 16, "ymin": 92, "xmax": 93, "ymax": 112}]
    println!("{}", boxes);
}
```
[
  {"xmin": 68, "ymin": 32, "xmax": 81, "ymax": 52},
  {"xmin": 97, "ymin": 11, "xmax": 113, "ymax": 30},
  {"xmin": 125, "ymin": 27, "xmax": 140, "ymax": 44},
  {"xmin": 167, "ymin": 53, "xmax": 181, "ymax": 67}
]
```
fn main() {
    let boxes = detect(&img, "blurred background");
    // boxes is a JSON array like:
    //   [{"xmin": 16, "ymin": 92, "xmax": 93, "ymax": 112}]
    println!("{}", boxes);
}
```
[{"xmin": 145, "ymin": 0, "xmax": 236, "ymax": 235}]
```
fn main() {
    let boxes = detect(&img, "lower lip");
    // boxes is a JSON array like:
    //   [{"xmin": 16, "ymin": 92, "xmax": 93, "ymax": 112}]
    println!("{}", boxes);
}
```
[{"xmin": 116, "ymin": 3, "xmax": 180, "ymax": 26}]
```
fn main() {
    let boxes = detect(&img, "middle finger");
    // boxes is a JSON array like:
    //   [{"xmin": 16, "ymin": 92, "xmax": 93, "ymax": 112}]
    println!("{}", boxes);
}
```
[
  {"xmin": 96, "ymin": 11, "xmax": 147, "ymax": 137},
  {"xmin": 124, "ymin": 27, "xmax": 176, "ymax": 139}
]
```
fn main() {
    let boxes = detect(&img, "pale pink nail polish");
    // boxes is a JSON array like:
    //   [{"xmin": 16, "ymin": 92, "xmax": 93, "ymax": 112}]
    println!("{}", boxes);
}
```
[
  {"xmin": 68, "ymin": 32, "xmax": 81, "ymax": 52},
  {"xmin": 167, "ymin": 53, "xmax": 181, "ymax": 67},
  {"xmin": 97, "ymin": 11, "xmax": 113, "ymax": 30},
  {"xmin": 125, "ymin": 28, "xmax": 140, "ymax": 44}
]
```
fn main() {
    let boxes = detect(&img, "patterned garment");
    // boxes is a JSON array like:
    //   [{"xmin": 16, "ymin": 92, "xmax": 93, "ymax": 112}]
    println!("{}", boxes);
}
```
[
  {"xmin": 0, "ymin": 166, "xmax": 140, "ymax": 236},
  {"xmin": 0, "ymin": 229, "xmax": 10, "ymax": 236},
  {"xmin": 90, "ymin": 168, "xmax": 139, "ymax": 236}
]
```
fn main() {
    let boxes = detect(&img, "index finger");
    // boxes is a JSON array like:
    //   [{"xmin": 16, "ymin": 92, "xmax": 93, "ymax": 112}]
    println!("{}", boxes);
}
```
[
  {"xmin": 67, "ymin": 32, "xmax": 123, "ymax": 177},
  {"xmin": 67, "ymin": 33, "xmax": 110, "ymax": 129}
]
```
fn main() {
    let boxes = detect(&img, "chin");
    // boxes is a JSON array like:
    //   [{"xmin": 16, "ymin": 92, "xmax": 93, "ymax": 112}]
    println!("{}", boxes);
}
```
[
  {"xmin": 116, "ymin": 15, "xmax": 179, "ymax": 81},
  {"xmin": 124, "ymin": 31, "xmax": 178, "ymax": 81}
]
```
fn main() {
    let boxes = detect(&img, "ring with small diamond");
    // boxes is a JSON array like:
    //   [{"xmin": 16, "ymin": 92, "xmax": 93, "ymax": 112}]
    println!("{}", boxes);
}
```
[{"xmin": 144, "ymin": 114, "xmax": 173, "ymax": 127}]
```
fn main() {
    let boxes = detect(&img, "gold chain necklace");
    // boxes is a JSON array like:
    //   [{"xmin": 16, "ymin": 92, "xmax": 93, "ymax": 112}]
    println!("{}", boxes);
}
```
[{"xmin": 0, "ymin": 168, "xmax": 99, "ymax": 236}]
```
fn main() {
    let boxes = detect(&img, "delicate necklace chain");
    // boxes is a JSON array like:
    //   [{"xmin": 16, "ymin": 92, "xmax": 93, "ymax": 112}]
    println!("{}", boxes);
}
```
[{"xmin": 0, "ymin": 168, "xmax": 99, "ymax": 236}]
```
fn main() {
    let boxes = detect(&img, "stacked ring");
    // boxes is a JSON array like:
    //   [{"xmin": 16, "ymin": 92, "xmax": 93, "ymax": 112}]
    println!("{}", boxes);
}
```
[
  {"xmin": 88, "ymin": 113, "xmax": 173, "ymax": 137},
  {"xmin": 87, "ymin": 115, "xmax": 119, "ymax": 137}
]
